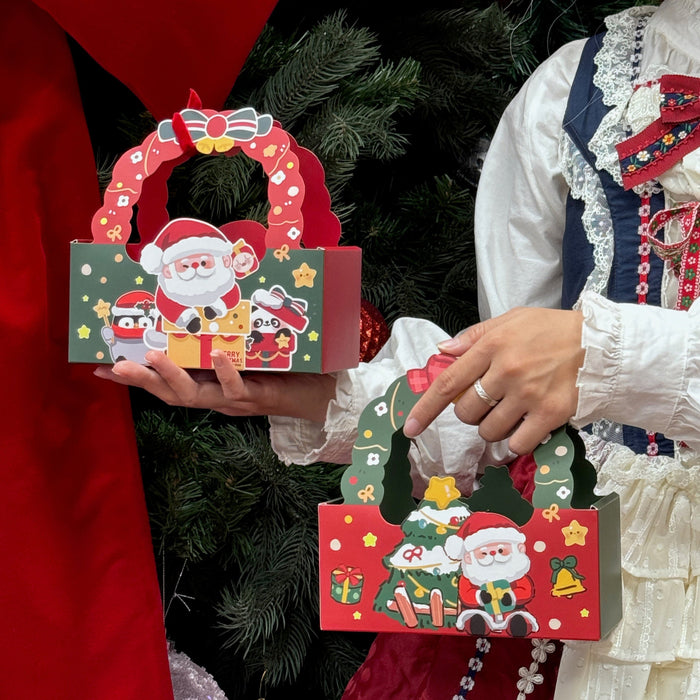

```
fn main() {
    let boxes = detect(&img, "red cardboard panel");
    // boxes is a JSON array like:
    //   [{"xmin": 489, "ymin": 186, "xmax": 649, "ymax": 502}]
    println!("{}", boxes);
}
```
[
  {"xmin": 318, "ymin": 354, "xmax": 622, "ymax": 641},
  {"xmin": 69, "ymin": 99, "xmax": 361, "ymax": 372}
]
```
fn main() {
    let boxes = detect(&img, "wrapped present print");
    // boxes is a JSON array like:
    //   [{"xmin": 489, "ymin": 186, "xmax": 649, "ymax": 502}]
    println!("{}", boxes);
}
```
[
  {"xmin": 330, "ymin": 565, "xmax": 365, "ymax": 605},
  {"xmin": 69, "ymin": 91, "xmax": 361, "ymax": 372},
  {"xmin": 318, "ymin": 354, "xmax": 622, "ymax": 641}
]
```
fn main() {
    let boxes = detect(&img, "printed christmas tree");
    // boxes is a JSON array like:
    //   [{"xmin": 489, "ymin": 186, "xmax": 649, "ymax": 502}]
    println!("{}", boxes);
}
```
[{"xmin": 373, "ymin": 475, "xmax": 470, "ymax": 629}]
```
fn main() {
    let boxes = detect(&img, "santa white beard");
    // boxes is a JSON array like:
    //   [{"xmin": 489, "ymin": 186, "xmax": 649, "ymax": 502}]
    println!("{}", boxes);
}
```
[
  {"xmin": 159, "ymin": 259, "xmax": 235, "ymax": 306},
  {"xmin": 461, "ymin": 549, "xmax": 531, "ymax": 586}
]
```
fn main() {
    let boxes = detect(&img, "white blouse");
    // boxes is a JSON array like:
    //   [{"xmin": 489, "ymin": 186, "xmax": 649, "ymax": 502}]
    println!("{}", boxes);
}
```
[{"xmin": 269, "ymin": 0, "xmax": 700, "ymax": 493}]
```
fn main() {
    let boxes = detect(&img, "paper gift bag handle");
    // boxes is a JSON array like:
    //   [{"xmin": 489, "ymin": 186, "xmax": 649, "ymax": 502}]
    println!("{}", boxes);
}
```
[
  {"xmin": 89, "ymin": 91, "xmax": 341, "ymax": 256},
  {"xmin": 341, "ymin": 353, "xmax": 598, "ymax": 524}
]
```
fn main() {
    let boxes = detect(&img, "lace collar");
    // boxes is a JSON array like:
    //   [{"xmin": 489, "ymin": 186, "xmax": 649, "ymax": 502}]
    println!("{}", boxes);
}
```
[{"xmin": 589, "ymin": 6, "xmax": 657, "ymax": 187}]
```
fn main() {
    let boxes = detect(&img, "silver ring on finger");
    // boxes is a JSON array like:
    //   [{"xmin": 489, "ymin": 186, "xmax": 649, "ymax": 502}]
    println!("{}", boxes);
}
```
[{"xmin": 473, "ymin": 377, "xmax": 499, "ymax": 407}]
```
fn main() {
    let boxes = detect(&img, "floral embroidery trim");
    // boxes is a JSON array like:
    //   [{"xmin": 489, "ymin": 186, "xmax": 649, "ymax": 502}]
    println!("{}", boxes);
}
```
[
  {"xmin": 635, "ymin": 188, "xmax": 661, "ymax": 456},
  {"xmin": 647, "ymin": 201, "xmax": 700, "ymax": 310},
  {"xmin": 618, "ymin": 75, "xmax": 700, "ymax": 189},
  {"xmin": 453, "ymin": 637, "xmax": 490, "ymax": 698},
  {"xmin": 515, "ymin": 639, "xmax": 556, "ymax": 700}
]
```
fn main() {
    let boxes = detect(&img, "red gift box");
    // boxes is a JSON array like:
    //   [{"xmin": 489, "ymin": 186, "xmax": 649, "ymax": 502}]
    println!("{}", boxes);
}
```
[
  {"xmin": 69, "ymin": 92, "xmax": 361, "ymax": 372},
  {"xmin": 318, "ymin": 354, "xmax": 622, "ymax": 641}
]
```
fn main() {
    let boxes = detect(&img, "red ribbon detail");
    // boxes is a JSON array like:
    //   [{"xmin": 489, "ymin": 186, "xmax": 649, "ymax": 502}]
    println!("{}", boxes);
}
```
[
  {"xmin": 406, "ymin": 353, "xmax": 458, "ymax": 394},
  {"xmin": 617, "ymin": 74, "xmax": 700, "ymax": 190},
  {"xmin": 647, "ymin": 200, "xmax": 700, "ymax": 311},
  {"xmin": 332, "ymin": 565, "xmax": 363, "ymax": 585},
  {"xmin": 402, "ymin": 546, "xmax": 424, "ymax": 563}
]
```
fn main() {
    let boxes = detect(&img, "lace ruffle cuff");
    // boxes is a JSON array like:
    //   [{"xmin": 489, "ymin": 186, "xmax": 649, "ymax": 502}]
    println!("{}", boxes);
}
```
[{"xmin": 572, "ymin": 291, "xmax": 689, "ymax": 437}]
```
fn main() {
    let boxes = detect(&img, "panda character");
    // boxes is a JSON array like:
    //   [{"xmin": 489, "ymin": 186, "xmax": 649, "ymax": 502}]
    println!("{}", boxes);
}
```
[{"xmin": 245, "ymin": 286, "xmax": 309, "ymax": 370}]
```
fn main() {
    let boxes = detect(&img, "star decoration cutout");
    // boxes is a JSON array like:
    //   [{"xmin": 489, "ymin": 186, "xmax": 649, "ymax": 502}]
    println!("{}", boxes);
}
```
[
  {"xmin": 304, "ymin": 354, "xmax": 311, "ymax": 361},
  {"xmin": 293, "ymin": 262, "xmax": 317, "ymax": 288},
  {"xmin": 562, "ymin": 519, "xmax": 588, "ymax": 546},
  {"xmin": 77, "ymin": 325, "xmax": 91, "ymax": 339},
  {"xmin": 276, "ymin": 334, "xmax": 291, "ymax": 349},
  {"xmin": 92, "ymin": 298, "xmax": 111, "ymax": 320},
  {"xmin": 580, "ymin": 608, "xmax": 590, "ymax": 618},
  {"xmin": 259, "ymin": 275, "xmax": 266, "ymax": 283},
  {"xmin": 352, "ymin": 611, "xmax": 362, "ymax": 620},
  {"xmin": 308, "ymin": 330, "xmax": 319, "ymax": 342},
  {"xmin": 82, "ymin": 295, "xmax": 89, "ymax": 302},
  {"xmin": 363, "ymin": 532, "xmax": 378, "ymax": 547},
  {"xmin": 135, "ymin": 276, "xmax": 144, "ymax": 285},
  {"xmin": 424, "ymin": 476, "xmax": 461, "ymax": 510}
]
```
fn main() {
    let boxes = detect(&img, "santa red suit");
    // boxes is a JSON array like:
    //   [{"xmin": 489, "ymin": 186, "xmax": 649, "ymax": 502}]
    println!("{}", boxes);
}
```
[
  {"xmin": 445, "ymin": 511, "xmax": 535, "ymax": 612},
  {"xmin": 445, "ymin": 512, "xmax": 534, "ymax": 612},
  {"xmin": 140, "ymin": 218, "xmax": 253, "ymax": 332},
  {"xmin": 457, "ymin": 568, "xmax": 534, "ymax": 610}
]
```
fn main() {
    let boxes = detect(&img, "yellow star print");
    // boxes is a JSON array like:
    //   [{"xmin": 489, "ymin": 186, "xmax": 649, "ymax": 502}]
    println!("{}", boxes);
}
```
[
  {"xmin": 92, "ymin": 298, "xmax": 111, "ymax": 321},
  {"xmin": 352, "ymin": 611, "xmax": 362, "ymax": 620},
  {"xmin": 424, "ymin": 476, "xmax": 461, "ymax": 510},
  {"xmin": 308, "ymin": 330, "xmax": 319, "ymax": 342},
  {"xmin": 363, "ymin": 532, "xmax": 378, "ymax": 547},
  {"xmin": 580, "ymin": 608, "xmax": 590, "ymax": 618},
  {"xmin": 562, "ymin": 519, "xmax": 588, "ymax": 546},
  {"xmin": 77, "ymin": 325, "xmax": 91, "ymax": 339},
  {"xmin": 293, "ymin": 262, "xmax": 317, "ymax": 288},
  {"xmin": 276, "ymin": 334, "xmax": 291, "ymax": 349}
]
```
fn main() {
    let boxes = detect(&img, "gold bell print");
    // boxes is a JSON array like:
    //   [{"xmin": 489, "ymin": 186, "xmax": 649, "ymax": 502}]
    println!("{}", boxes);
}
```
[{"xmin": 550, "ymin": 555, "xmax": 586, "ymax": 598}]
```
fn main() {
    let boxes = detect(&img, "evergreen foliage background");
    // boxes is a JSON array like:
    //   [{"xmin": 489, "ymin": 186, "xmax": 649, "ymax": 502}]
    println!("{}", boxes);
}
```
[{"xmin": 73, "ymin": 1, "xmax": 653, "ymax": 697}]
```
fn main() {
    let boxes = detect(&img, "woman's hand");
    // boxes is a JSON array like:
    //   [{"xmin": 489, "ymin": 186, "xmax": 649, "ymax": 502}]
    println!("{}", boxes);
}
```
[
  {"xmin": 403, "ymin": 307, "xmax": 585, "ymax": 454},
  {"xmin": 93, "ymin": 349, "xmax": 337, "ymax": 423}
]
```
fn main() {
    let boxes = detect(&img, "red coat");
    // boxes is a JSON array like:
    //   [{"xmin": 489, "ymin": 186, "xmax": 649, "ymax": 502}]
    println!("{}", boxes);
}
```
[{"xmin": 3, "ymin": 1, "xmax": 276, "ymax": 697}]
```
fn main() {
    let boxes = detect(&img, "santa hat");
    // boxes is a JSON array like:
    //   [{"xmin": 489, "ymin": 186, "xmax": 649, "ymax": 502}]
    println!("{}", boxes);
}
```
[
  {"xmin": 111, "ymin": 290, "xmax": 158, "ymax": 318},
  {"xmin": 140, "ymin": 218, "xmax": 234, "ymax": 274},
  {"xmin": 110, "ymin": 290, "xmax": 159, "ymax": 339},
  {"xmin": 444, "ymin": 511, "xmax": 525, "ymax": 560},
  {"xmin": 251, "ymin": 286, "xmax": 309, "ymax": 332}
]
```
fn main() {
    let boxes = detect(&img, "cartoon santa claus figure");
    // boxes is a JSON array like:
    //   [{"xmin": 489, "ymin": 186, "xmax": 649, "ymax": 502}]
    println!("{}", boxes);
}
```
[
  {"xmin": 139, "ymin": 217, "xmax": 258, "ymax": 334},
  {"xmin": 444, "ymin": 511, "xmax": 538, "ymax": 637}
]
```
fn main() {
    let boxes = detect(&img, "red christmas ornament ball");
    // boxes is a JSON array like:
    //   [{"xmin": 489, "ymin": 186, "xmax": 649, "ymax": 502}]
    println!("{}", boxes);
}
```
[{"xmin": 359, "ymin": 299, "xmax": 390, "ymax": 362}]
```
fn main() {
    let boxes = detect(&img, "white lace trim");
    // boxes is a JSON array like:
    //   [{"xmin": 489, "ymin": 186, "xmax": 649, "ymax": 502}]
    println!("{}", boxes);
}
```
[
  {"xmin": 559, "ymin": 7, "xmax": 659, "ymax": 448},
  {"xmin": 583, "ymin": 432, "xmax": 700, "ymax": 493},
  {"xmin": 559, "ymin": 134, "xmax": 629, "ymax": 444},
  {"xmin": 589, "ymin": 6, "xmax": 657, "ymax": 187},
  {"xmin": 559, "ymin": 132, "xmax": 614, "ymax": 301}
]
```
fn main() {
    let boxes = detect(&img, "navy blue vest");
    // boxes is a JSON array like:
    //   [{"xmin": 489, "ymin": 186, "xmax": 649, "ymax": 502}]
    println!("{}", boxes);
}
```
[{"xmin": 561, "ymin": 32, "xmax": 673, "ymax": 456}]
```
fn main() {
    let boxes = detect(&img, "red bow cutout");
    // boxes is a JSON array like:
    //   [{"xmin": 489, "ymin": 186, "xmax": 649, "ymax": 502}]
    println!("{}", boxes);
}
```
[
  {"xmin": 617, "ymin": 74, "xmax": 700, "ymax": 190},
  {"xmin": 646, "ymin": 200, "xmax": 700, "ymax": 311},
  {"xmin": 406, "ymin": 353, "xmax": 458, "ymax": 394},
  {"xmin": 333, "ymin": 565, "xmax": 363, "ymax": 585}
]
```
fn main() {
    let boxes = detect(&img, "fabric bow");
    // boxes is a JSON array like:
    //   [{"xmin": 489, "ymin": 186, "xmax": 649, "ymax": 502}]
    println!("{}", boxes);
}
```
[
  {"xmin": 617, "ymin": 74, "xmax": 700, "ymax": 190},
  {"xmin": 646, "ymin": 200, "xmax": 700, "ymax": 310}
]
